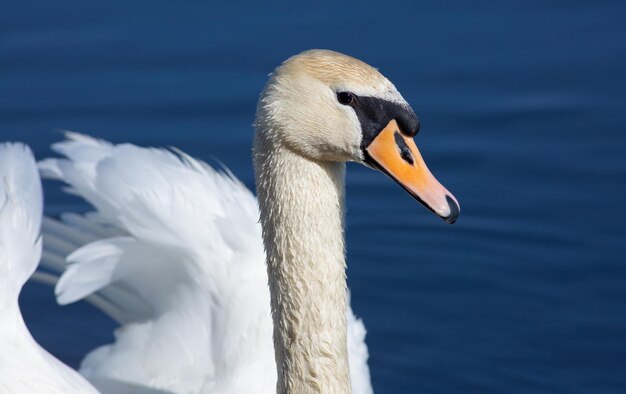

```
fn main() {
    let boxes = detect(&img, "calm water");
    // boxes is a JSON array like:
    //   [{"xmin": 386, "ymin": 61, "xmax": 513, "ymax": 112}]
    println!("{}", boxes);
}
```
[{"xmin": 2, "ymin": 1, "xmax": 626, "ymax": 392}]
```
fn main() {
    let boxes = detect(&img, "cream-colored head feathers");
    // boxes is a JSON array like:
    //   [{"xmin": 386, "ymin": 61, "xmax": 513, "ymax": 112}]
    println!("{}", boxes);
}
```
[{"xmin": 255, "ymin": 49, "xmax": 407, "ymax": 163}]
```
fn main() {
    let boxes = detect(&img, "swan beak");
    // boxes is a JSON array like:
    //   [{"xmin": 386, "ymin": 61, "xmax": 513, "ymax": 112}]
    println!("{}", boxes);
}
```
[{"xmin": 364, "ymin": 119, "xmax": 460, "ymax": 223}]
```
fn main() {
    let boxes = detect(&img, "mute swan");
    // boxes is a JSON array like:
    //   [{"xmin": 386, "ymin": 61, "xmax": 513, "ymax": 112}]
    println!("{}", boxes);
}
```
[
  {"xmin": 0, "ymin": 143, "xmax": 98, "ymax": 393},
  {"xmin": 36, "ymin": 49, "xmax": 458, "ymax": 393}
]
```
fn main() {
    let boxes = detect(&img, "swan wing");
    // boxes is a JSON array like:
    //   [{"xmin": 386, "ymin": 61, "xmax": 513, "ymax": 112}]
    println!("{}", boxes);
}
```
[
  {"xmin": 0, "ymin": 142, "xmax": 98, "ymax": 393},
  {"xmin": 0, "ymin": 143, "xmax": 42, "ymax": 295},
  {"xmin": 39, "ymin": 133, "xmax": 275, "ymax": 393},
  {"xmin": 347, "ymin": 293, "xmax": 373, "ymax": 394}
]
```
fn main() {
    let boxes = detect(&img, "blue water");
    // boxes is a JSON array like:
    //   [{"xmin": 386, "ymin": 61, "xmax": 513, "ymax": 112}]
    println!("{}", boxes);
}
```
[{"xmin": 3, "ymin": 1, "xmax": 626, "ymax": 392}]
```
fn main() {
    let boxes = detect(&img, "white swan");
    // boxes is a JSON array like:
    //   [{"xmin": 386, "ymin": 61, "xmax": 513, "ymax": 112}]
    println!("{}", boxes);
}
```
[
  {"xmin": 0, "ymin": 143, "xmax": 98, "ymax": 393},
  {"xmin": 36, "ymin": 49, "xmax": 458, "ymax": 393}
]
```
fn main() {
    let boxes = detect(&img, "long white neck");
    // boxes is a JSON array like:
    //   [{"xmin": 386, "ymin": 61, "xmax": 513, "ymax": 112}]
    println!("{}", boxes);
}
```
[{"xmin": 253, "ymin": 129, "xmax": 351, "ymax": 393}]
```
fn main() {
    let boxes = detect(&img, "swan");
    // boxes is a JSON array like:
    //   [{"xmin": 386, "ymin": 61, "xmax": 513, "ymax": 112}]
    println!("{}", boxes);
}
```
[
  {"xmin": 0, "ymin": 143, "xmax": 98, "ymax": 393},
  {"xmin": 34, "ymin": 49, "xmax": 459, "ymax": 393}
]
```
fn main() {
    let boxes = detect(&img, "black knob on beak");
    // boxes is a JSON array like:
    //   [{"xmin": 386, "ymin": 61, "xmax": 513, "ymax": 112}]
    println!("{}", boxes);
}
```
[{"xmin": 395, "ymin": 105, "xmax": 420, "ymax": 137}]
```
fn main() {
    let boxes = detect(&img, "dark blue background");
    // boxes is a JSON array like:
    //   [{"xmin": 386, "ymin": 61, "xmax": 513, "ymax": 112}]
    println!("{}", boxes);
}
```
[{"xmin": 2, "ymin": 1, "xmax": 626, "ymax": 392}]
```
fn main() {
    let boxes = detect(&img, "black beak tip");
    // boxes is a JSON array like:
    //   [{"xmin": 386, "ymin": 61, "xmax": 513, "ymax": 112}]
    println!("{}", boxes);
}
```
[{"xmin": 444, "ymin": 195, "xmax": 460, "ymax": 224}]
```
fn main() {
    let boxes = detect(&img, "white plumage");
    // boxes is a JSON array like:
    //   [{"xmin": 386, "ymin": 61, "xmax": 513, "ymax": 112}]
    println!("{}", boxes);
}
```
[
  {"xmin": 38, "ymin": 133, "xmax": 373, "ymax": 394},
  {"xmin": 0, "ymin": 143, "xmax": 98, "ymax": 394}
]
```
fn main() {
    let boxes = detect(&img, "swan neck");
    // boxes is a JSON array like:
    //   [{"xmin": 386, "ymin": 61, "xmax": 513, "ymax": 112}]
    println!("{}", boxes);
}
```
[{"xmin": 254, "ymin": 132, "xmax": 350, "ymax": 393}]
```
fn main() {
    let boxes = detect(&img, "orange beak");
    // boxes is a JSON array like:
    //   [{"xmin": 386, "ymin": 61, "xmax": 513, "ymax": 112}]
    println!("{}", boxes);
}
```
[{"xmin": 364, "ymin": 119, "xmax": 460, "ymax": 223}]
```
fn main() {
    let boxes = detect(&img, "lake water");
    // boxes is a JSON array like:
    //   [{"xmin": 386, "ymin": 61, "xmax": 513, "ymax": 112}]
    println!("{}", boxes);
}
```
[{"xmin": 2, "ymin": 1, "xmax": 626, "ymax": 392}]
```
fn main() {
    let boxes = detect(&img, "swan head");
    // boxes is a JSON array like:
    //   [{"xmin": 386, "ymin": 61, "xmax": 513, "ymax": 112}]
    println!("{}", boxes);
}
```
[{"xmin": 255, "ymin": 49, "xmax": 459, "ymax": 223}]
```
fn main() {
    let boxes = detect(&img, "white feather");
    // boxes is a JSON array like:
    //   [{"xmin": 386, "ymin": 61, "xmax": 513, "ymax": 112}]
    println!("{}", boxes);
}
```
[
  {"xmin": 39, "ymin": 133, "xmax": 373, "ymax": 393},
  {"xmin": 0, "ymin": 142, "xmax": 98, "ymax": 393}
]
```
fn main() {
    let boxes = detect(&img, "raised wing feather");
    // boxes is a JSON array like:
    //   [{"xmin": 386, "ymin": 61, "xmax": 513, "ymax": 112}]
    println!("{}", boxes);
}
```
[
  {"xmin": 0, "ymin": 142, "xmax": 98, "ymax": 393},
  {"xmin": 40, "ymin": 134, "xmax": 275, "ymax": 393},
  {"xmin": 0, "ymin": 143, "xmax": 43, "ymax": 296}
]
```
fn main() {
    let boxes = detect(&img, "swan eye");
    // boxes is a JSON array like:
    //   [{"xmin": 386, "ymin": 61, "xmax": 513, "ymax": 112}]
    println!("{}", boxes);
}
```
[{"xmin": 337, "ymin": 92, "xmax": 355, "ymax": 106}]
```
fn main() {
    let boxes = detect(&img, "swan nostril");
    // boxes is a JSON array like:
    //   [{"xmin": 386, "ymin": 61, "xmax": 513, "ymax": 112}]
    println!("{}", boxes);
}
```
[
  {"xmin": 445, "ymin": 195, "xmax": 460, "ymax": 224},
  {"xmin": 393, "ymin": 131, "xmax": 414, "ymax": 165}
]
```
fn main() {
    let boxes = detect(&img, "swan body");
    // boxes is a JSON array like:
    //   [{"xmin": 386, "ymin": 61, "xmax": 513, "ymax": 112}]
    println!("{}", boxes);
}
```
[
  {"xmin": 0, "ymin": 143, "xmax": 98, "ymax": 394},
  {"xmin": 29, "ymin": 49, "xmax": 458, "ymax": 393}
]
